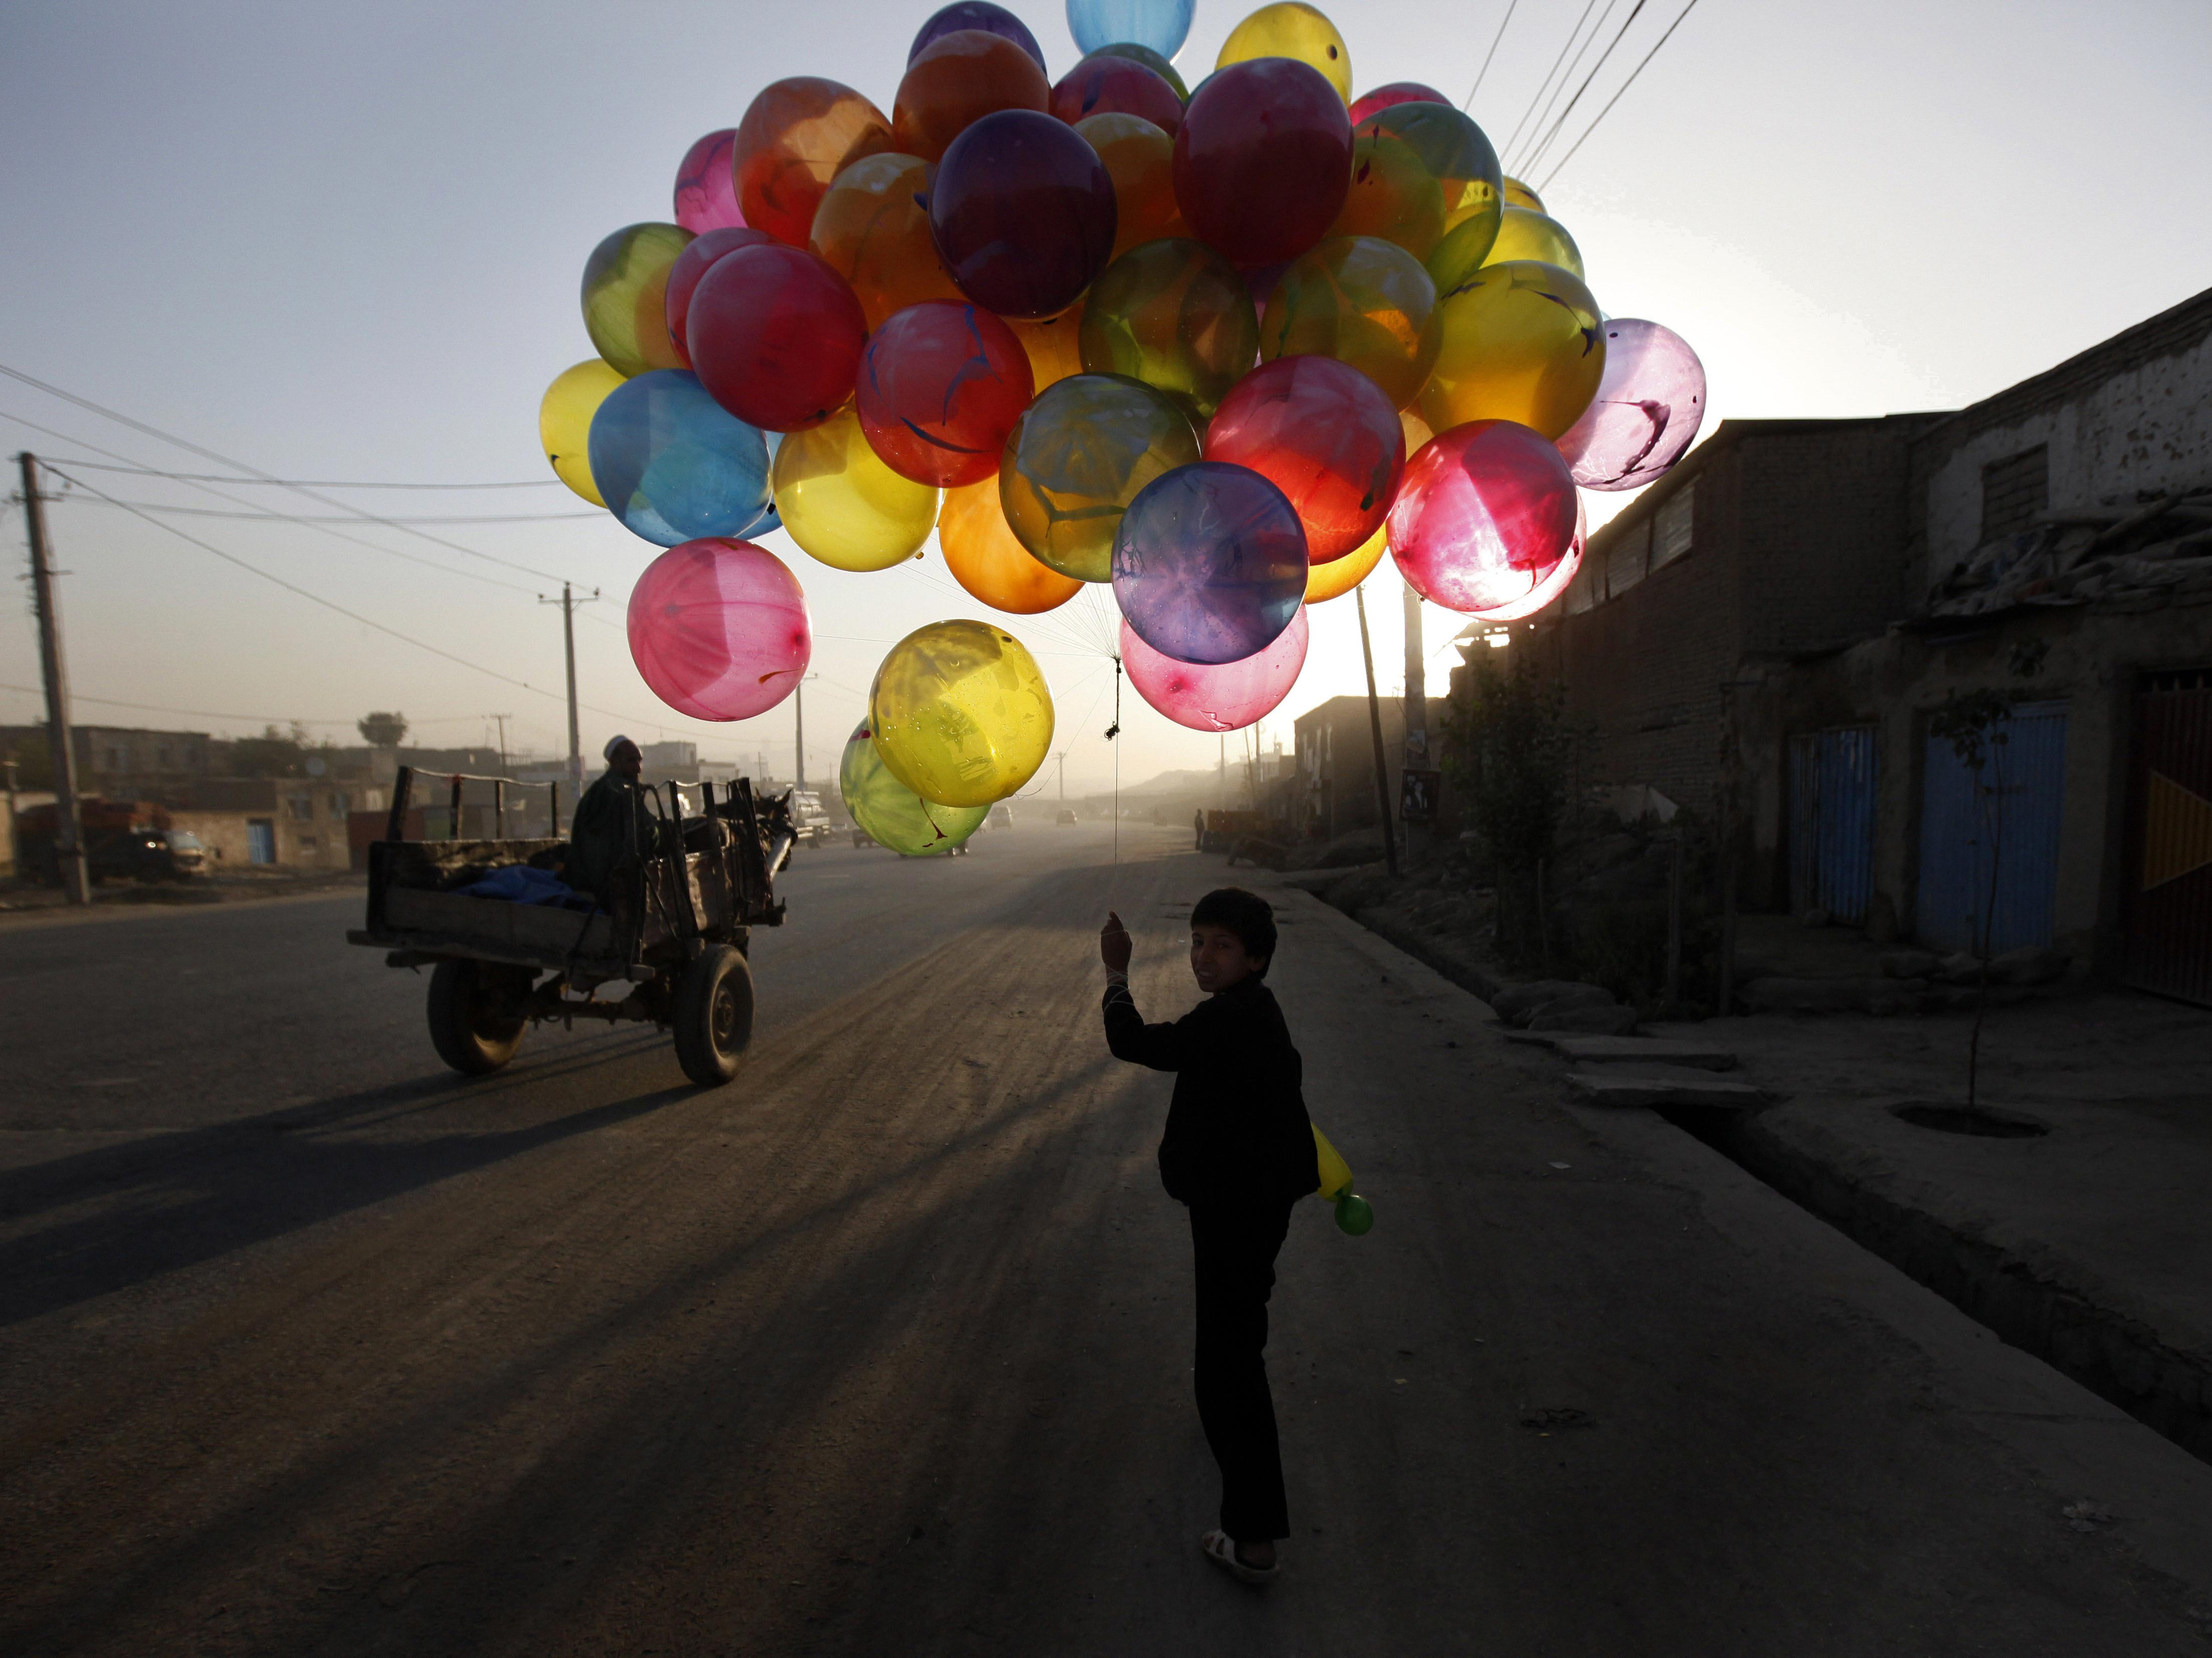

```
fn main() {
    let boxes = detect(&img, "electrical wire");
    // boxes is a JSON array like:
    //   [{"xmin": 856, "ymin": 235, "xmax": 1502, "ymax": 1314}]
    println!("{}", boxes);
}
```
[
  {"xmin": 1518, "ymin": 0, "xmax": 1650, "ymax": 177},
  {"xmin": 1462, "ymin": 0, "xmax": 1520, "ymax": 111},
  {"xmin": 48, "ymin": 459, "xmax": 566, "ymax": 489},
  {"xmin": 1508, "ymin": 0, "xmax": 1623, "ymax": 175},
  {"xmin": 0, "ymin": 682, "xmax": 492, "ymax": 727},
  {"xmin": 55, "ymin": 498, "xmax": 602, "ymax": 525},
  {"xmin": 1537, "ymin": 0, "xmax": 1704, "ymax": 191},
  {"xmin": 1496, "ymin": 0, "xmax": 1601, "ymax": 166}
]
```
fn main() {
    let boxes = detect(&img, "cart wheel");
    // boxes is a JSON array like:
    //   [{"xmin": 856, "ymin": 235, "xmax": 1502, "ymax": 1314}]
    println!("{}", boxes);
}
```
[
  {"xmin": 673, "ymin": 944, "xmax": 754, "ymax": 1086},
  {"xmin": 426, "ymin": 959, "xmax": 528, "ymax": 1075}
]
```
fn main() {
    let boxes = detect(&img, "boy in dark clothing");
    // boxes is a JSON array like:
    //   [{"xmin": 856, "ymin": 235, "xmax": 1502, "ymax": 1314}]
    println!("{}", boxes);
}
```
[{"xmin": 1099, "ymin": 888, "xmax": 1319, "ymax": 1586}]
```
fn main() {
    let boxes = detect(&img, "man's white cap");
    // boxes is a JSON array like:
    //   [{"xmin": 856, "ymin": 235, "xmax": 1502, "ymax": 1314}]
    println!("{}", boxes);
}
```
[{"xmin": 602, "ymin": 733, "xmax": 634, "ymax": 761}]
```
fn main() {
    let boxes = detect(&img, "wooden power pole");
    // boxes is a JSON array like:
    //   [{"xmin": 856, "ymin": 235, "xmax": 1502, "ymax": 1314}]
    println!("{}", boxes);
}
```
[
  {"xmin": 18, "ymin": 454, "xmax": 89, "ymax": 903},
  {"xmin": 1355, "ymin": 584, "xmax": 1400, "ymax": 877}
]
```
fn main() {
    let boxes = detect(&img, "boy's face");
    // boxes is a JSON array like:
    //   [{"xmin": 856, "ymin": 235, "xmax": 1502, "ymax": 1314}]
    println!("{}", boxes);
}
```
[{"xmin": 1190, "ymin": 924, "xmax": 1266, "ymax": 994}]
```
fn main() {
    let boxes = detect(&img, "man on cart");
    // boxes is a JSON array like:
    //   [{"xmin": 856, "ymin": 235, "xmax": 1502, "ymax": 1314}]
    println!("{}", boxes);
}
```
[{"xmin": 567, "ymin": 734, "xmax": 656, "ymax": 902}]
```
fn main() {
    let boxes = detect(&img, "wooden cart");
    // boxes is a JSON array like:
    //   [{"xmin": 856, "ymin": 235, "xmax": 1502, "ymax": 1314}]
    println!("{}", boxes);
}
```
[{"xmin": 348, "ymin": 766, "xmax": 794, "ymax": 1086}]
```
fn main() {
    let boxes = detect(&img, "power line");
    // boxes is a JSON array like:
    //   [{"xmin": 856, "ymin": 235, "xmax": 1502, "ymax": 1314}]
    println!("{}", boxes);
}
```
[
  {"xmin": 1517, "ymin": 0, "xmax": 1649, "ymax": 176},
  {"xmin": 1537, "ymin": 0, "xmax": 1704, "ymax": 190},
  {"xmin": 56, "ymin": 498, "xmax": 602, "ymax": 525},
  {"xmin": 1509, "ymin": 0, "xmax": 1624, "ymax": 174},
  {"xmin": 1496, "ymin": 0, "xmax": 1600, "ymax": 166},
  {"xmin": 50, "ymin": 459, "xmax": 566, "ymax": 490},
  {"xmin": 0, "ymin": 682, "xmax": 489, "ymax": 728},
  {"xmin": 1463, "ymin": 0, "xmax": 1520, "ymax": 112}
]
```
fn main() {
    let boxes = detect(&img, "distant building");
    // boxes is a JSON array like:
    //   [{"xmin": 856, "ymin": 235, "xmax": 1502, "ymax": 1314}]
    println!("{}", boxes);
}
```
[
  {"xmin": 1293, "ymin": 696, "xmax": 1407, "ymax": 840},
  {"xmin": 0, "ymin": 723, "xmax": 216, "ymax": 799}
]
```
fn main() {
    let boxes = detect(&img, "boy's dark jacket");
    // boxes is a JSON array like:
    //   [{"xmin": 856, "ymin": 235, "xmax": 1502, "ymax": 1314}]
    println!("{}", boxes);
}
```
[{"xmin": 1103, "ymin": 976, "xmax": 1320, "ymax": 1206}]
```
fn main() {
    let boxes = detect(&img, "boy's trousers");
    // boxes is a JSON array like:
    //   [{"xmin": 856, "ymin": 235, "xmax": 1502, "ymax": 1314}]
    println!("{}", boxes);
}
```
[{"xmin": 1188, "ymin": 1197, "xmax": 1296, "ymax": 1542}]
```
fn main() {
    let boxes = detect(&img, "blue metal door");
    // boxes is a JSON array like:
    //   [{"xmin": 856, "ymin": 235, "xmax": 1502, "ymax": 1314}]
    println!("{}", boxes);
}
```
[
  {"xmin": 1789, "ymin": 727, "xmax": 1877, "ymax": 922},
  {"xmin": 246, "ymin": 819, "xmax": 276, "ymax": 865},
  {"xmin": 1915, "ymin": 700, "xmax": 2068, "ymax": 954}
]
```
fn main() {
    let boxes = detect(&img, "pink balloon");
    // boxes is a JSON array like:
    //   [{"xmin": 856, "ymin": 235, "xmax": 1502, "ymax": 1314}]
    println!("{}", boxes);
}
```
[
  {"xmin": 628, "ymin": 538, "xmax": 811, "ymax": 721},
  {"xmin": 1346, "ymin": 81, "xmax": 1451, "ymax": 125},
  {"xmin": 1554, "ymin": 318, "xmax": 1707, "ymax": 492},
  {"xmin": 1121, "ymin": 609, "xmax": 1308, "ymax": 732},
  {"xmin": 1476, "ymin": 495, "xmax": 1584, "ymax": 621},
  {"xmin": 1387, "ymin": 420, "xmax": 1578, "ymax": 614},
  {"xmin": 674, "ymin": 129, "xmax": 748, "ymax": 234}
]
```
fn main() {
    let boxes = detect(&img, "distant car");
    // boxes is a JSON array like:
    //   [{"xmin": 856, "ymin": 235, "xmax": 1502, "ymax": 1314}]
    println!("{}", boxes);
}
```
[
  {"xmin": 788, "ymin": 789, "xmax": 833, "ymax": 847},
  {"xmin": 988, "ymin": 804, "xmax": 1015, "ymax": 830},
  {"xmin": 1057, "ymin": 808, "xmax": 1078, "ymax": 826}
]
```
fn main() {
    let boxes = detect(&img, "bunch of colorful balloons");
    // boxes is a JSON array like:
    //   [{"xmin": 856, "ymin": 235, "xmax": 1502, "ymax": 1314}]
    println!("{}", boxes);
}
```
[{"xmin": 536, "ymin": 0, "xmax": 1706, "ymax": 854}]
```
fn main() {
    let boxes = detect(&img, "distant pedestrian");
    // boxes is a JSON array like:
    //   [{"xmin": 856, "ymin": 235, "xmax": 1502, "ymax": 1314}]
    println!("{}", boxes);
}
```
[
  {"xmin": 1099, "ymin": 889, "xmax": 1319, "ymax": 1586},
  {"xmin": 1194, "ymin": 808, "xmax": 1205, "ymax": 850}
]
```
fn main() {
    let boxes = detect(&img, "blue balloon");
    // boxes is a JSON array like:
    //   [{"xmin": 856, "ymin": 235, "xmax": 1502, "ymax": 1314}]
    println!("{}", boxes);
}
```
[
  {"xmin": 1067, "ymin": 0, "xmax": 1194, "ymax": 59},
  {"xmin": 587, "ymin": 370, "xmax": 776, "ymax": 547},
  {"xmin": 911, "ymin": 2, "xmax": 1047, "ymax": 68},
  {"xmin": 1112, "ymin": 462, "xmax": 1306, "ymax": 664}
]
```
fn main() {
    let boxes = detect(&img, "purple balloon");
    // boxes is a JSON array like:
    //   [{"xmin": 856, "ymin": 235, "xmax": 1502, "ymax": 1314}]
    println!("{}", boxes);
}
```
[
  {"xmin": 1112, "ymin": 462, "xmax": 1307, "ymax": 665},
  {"xmin": 909, "ymin": 1, "xmax": 1046, "ymax": 69},
  {"xmin": 930, "ymin": 109, "xmax": 1118, "ymax": 319},
  {"xmin": 1554, "ymin": 318, "xmax": 1708, "ymax": 492},
  {"xmin": 673, "ymin": 129, "xmax": 746, "ymax": 234},
  {"xmin": 1121, "ymin": 609, "xmax": 1308, "ymax": 731}
]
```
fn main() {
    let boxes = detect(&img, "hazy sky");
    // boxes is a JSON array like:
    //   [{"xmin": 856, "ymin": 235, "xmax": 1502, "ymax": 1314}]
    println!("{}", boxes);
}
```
[{"xmin": 3, "ymin": 0, "xmax": 2206, "ymax": 796}]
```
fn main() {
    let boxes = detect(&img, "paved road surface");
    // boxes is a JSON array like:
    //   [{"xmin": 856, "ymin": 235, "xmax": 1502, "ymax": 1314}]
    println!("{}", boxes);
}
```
[{"xmin": 3, "ymin": 825, "xmax": 2210, "ymax": 1655}]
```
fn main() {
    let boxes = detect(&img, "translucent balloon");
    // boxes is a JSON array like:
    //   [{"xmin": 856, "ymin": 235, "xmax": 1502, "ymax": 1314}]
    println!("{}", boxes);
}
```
[
  {"xmin": 665, "ymin": 227, "xmax": 774, "ymax": 365},
  {"xmin": 1335, "ymin": 1193, "xmax": 1374, "ymax": 1235},
  {"xmin": 1173, "ymin": 58, "xmax": 1350, "ymax": 265},
  {"xmin": 628, "ymin": 538, "xmax": 811, "ymax": 721},
  {"xmin": 587, "ymin": 371, "xmax": 777, "ymax": 547},
  {"xmin": 1335, "ymin": 101, "xmax": 1501, "ymax": 266},
  {"xmin": 1502, "ymin": 176, "xmax": 1545, "ymax": 212},
  {"xmin": 1305, "ymin": 520, "xmax": 1385, "ymax": 602},
  {"xmin": 1076, "ymin": 112, "xmax": 1188, "ymax": 260},
  {"xmin": 1216, "ymin": 2, "xmax": 1352, "ymax": 102},
  {"xmin": 1053, "ymin": 55, "xmax": 1182, "ymax": 134},
  {"xmin": 1204, "ymin": 354, "xmax": 1405, "ymax": 561},
  {"xmin": 1079, "ymin": 237, "xmax": 1259, "ymax": 421},
  {"xmin": 841, "ymin": 717, "xmax": 989, "ymax": 855},
  {"xmin": 1386, "ymin": 419, "xmax": 1579, "ymax": 614},
  {"xmin": 857, "ymin": 301, "xmax": 1035, "ymax": 487},
  {"xmin": 1554, "ymin": 318, "xmax": 1707, "ymax": 492},
  {"xmin": 807, "ymin": 153, "xmax": 964, "ymax": 332},
  {"xmin": 931, "ymin": 109, "xmax": 1118, "ymax": 318},
  {"xmin": 870, "ymin": 620, "xmax": 1056, "ymax": 806},
  {"xmin": 1113, "ymin": 462, "xmax": 1307, "ymax": 663},
  {"xmin": 910, "ymin": 2, "xmax": 1046, "ymax": 69},
  {"xmin": 894, "ymin": 29, "xmax": 1052, "ymax": 163},
  {"xmin": 1120, "ymin": 608, "xmax": 1307, "ymax": 731},
  {"xmin": 1478, "ymin": 500, "xmax": 1584, "ymax": 621},
  {"xmin": 1312, "ymin": 1123, "xmax": 1353, "ymax": 1200},
  {"xmin": 734, "ymin": 78, "xmax": 895, "ymax": 246},
  {"xmin": 1067, "ymin": 0, "xmax": 1196, "ymax": 60},
  {"xmin": 1347, "ymin": 81, "xmax": 1448, "ymax": 124},
  {"xmin": 1000, "ymin": 372, "xmax": 1201, "ymax": 581},
  {"xmin": 1006, "ymin": 304, "xmax": 1087, "ymax": 392},
  {"xmin": 539, "ymin": 359, "xmax": 626, "ymax": 507},
  {"xmin": 771, "ymin": 404, "xmax": 940, "ymax": 571},
  {"xmin": 1083, "ymin": 41, "xmax": 1189, "ymax": 100},
  {"xmin": 686, "ymin": 243, "xmax": 868, "ymax": 432},
  {"xmin": 581, "ymin": 223, "xmax": 693, "ymax": 378},
  {"xmin": 1260, "ymin": 235, "xmax": 1440, "ymax": 410},
  {"xmin": 1480, "ymin": 205, "xmax": 1583, "ymax": 280},
  {"xmin": 939, "ymin": 478, "xmax": 1083, "ymax": 614},
  {"xmin": 1420, "ymin": 259, "xmax": 1604, "ymax": 441},
  {"xmin": 673, "ymin": 130, "xmax": 746, "ymax": 234}
]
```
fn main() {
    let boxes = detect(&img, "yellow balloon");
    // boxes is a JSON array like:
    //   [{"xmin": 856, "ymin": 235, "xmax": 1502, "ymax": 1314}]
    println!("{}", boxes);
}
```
[
  {"xmin": 870, "ymin": 620, "xmax": 1055, "ymax": 807},
  {"xmin": 1261, "ymin": 235, "xmax": 1440, "ymax": 411},
  {"xmin": 938, "ymin": 479, "xmax": 1082, "ymax": 615},
  {"xmin": 771, "ymin": 404, "xmax": 940, "ymax": 571},
  {"xmin": 1502, "ymin": 176, "xmax": 1546, "ymax": 213},
  {"xmin": 1312, "ymin": 1123, "xmax": 1353, "ymax": 1200},
  {"xmin": 538, "ymin": 359, "xmax": 625, "ymax": 507},
  {"xmin": 1306, "ymin": 521, "xmax": 1386, "ymax": 602},
  {"xmin": 1482, "ymin": 205, "xmax": 1584, "ymax": 281},
  {"xmin": 1419, "ymin": 260, "xmax": 1605, "ymax": 441},
  {"xmin": 1217, "ymin": 2, "xmax": 1352, "ymax": 102},
  {"xmin": 1006, "ymin": 303, "xmax": 1087, "ymax": 394}
]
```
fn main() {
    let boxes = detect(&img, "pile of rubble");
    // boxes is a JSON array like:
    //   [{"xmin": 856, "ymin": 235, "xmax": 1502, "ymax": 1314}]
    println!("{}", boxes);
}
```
[{"xmin": 1925, "ymin": 489, "xmax": 2212, "ymax": 619}]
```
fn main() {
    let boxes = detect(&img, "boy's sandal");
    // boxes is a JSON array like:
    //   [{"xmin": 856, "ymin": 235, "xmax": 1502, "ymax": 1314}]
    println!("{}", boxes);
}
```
[{"xmin": 1201, "ymin": 1529, "xmax": 1280, "ymax": 1585}]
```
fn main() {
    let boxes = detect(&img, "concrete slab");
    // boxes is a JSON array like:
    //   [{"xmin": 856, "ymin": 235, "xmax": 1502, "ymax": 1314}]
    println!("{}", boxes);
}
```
[
  {"xmin": 1564, "ymin": 1065, "xmax": 1772, "ymax": 1108},
  {"xmin": 1550, "ymin": 1035, "xmax": 1740, "ymax": 1069}
]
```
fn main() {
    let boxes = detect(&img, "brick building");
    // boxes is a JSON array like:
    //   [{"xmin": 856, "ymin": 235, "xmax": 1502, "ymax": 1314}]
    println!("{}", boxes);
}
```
[{"xmin": 1293, "ymin": 695, "xmax": 1407, "ymax": 840}]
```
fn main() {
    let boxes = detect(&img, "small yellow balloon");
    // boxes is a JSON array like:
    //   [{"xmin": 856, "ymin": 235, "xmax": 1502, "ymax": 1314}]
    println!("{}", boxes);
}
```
[
  {"xmin": 538, "ymin": 359, "xmax": 625, "ymax": 507},
  {"xmin": 1312, "ymin": 1123, "xmax": 1353, "ymax": 1200},
  {"xmin": 1306, "ymin": 520, "xmax": 1386, "ymax": 602},
  {"xmin": 1006, "ymin": 302, "xmax": 1087, "ymax": 394},
  {"xmin": 771, "ymin": 404, "xmax": 940, "ymax": 572},
  {"xmin": 870, "ymin": 620, "xmax": 1056, "ymax": 807},
  {"xmin": 1481, "ymin": 205, "xmax": 1584, "ymax": 281},
  {"xmin": 1261, "ymin": 235, "xmax": 1440, "ymax": 410},
  {"xmin": 1502, "ymin": 176, "xmax": 1546, "ymax": 213},
  {"xmin": 1217, "ymin": 2, "xmax": 1352, "ymax": 103},
  {"xmin": 938, "ymin": 479, "xmax": 1082, "ymax": 615},
  {"xmin": 1420, "ymin": 259, "xmax": 1605, "ymax": 441}
]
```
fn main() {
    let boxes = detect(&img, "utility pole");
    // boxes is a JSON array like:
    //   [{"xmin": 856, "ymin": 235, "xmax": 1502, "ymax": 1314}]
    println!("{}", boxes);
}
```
[
  {"xmin": 539, "ymin": 583, "xmax": 597, "ymax": 827},
  {"xmin": 18, "ymin": 454, "xmax": 88, "ymax": 903},
  {"xmin": 1055, "ymin": 749, "xmax": 1068, "ymax": 801},
  {"xmin": 1402, "ymin": 579, "xmax": 1428, "ymax": 866},
  {"xmin": 487, "ymin": 713, "xmax": 512, "ymax": 777},
  {"xmin": 793, "ymin": 672, "xmax": 819, "ymax": 790},
  {"xmin": 1355, "ymin": 584, "xmax": 1401, "ymax": 877}
]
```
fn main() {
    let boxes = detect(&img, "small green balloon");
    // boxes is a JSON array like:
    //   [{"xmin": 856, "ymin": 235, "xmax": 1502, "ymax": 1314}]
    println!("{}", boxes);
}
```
[
  {"xmin": 1079, "ymin": 239, "xmax": 1259, "ymax": 424},
  {"xmin": 1335, "ymin": 1193, "xmax": 1374, "ymax": 1235},
  {"xmin": 839, "ymin": 717, "xmax": 987, "ymax": 855},
  {"xmin": 999, "ymin": 372, "xmax": 1200, "ymax": 582}
]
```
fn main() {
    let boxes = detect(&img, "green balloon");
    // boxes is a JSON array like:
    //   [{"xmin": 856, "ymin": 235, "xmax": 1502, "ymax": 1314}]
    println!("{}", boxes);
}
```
[
  {"xmin": 998, "ymin": 373, "xmax": 1200, "ymax": 582},
  {"xmin": 1085, "ymin": 42, "xmax": 1188, "ymax": 101},
  {"xmin": 1080, "ymin": 239, "xmax": 1259, "ymax": 424},
  {"xmin": 1335, "ymin": 1193, "xmax": 1375, "ymax": 1235},
  {"xmin": 839, "ymin": 718, "xmax": 988, "ymax": 856}
]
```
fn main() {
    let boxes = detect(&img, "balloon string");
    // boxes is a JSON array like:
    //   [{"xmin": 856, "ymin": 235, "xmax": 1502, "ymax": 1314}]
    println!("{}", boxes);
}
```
[{"xmin": 1111, "ymin": 656, "xmax": 1122, "ymax": 872}]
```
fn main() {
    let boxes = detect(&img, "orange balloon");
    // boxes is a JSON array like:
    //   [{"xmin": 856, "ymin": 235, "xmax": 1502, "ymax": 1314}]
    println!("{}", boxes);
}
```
[
  {"xmin": 810, "ymin": 152, "xmax": 965, "ymax": 330},
  {"xmin": 1307, "ymin": 521, "xmax": 1387, "ymax": 602},
  {"xmin": 893, "ymin": 29, "xmax": 1052, "ymax": 163},
  {"xmin": 939, "ymin": 477, "xmax": 1082, "ymax": 613},
  {"xmin": 1005, "ymin": 302, "xmax": 1087, "ymax": 392},
  {"xmin": 735, "ymin": 78, "xmax": 895, "ymax": 246},
  {"xmin": 1075, "ymin": 112, "xmax": 1188, "ymax": 260}
]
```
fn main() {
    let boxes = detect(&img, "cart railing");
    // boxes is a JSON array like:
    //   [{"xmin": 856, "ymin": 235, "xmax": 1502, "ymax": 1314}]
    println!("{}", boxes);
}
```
[{"xmin": 386, "ymin": 765, "xmax": 568, "ymax": 842}]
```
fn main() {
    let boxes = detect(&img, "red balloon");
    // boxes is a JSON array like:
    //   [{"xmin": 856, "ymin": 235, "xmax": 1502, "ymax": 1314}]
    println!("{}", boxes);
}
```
[
  {"xmin": 858, "ymin": 301, "xmax": 1037, "ymax": 487},
  {"xmin": 931, "ymin": 109, "xmax": 1119, "ymax": 318},
  {"xmin": 1204, "ymin": 355, "xmax": 1405, "ymax": 563},
  {"xmin": 1347, "ymin": 81, "xmax": 1451, "ymax": 125},
  {"xmin": 1173, "ymin": 59, "xmax": 1350, "ymax": 266},
  {"xmin": 686, "ymin": 244, "xmax": 867, "ymax": 432},
  {"xmin": 1051, "ymin": 56, "xmax": 1182, "ymax": 135},
  {"xmin": 894, "ymin": 29, "xmax": 1052, "ymax": 163},
  {"xmin": 734, "ymin": 78, "xmax": 894, "ymax": 246},
  {"xmin": 628, "ymin": 538, "xmax": 812, "ymax": 721},
  {"xmin": 1386, "ymin": 420, "xmax": 1579, "ymax": 614},
  {"xmin": 664, "ymin": 227, "xmax": 774, "ymax": 366}
]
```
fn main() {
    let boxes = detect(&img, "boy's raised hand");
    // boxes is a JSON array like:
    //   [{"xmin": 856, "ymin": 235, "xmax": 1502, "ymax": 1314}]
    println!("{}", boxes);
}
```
[{"xmin": 1099, "ymin": 911, "xmax": 1133, "ymax": 976}]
